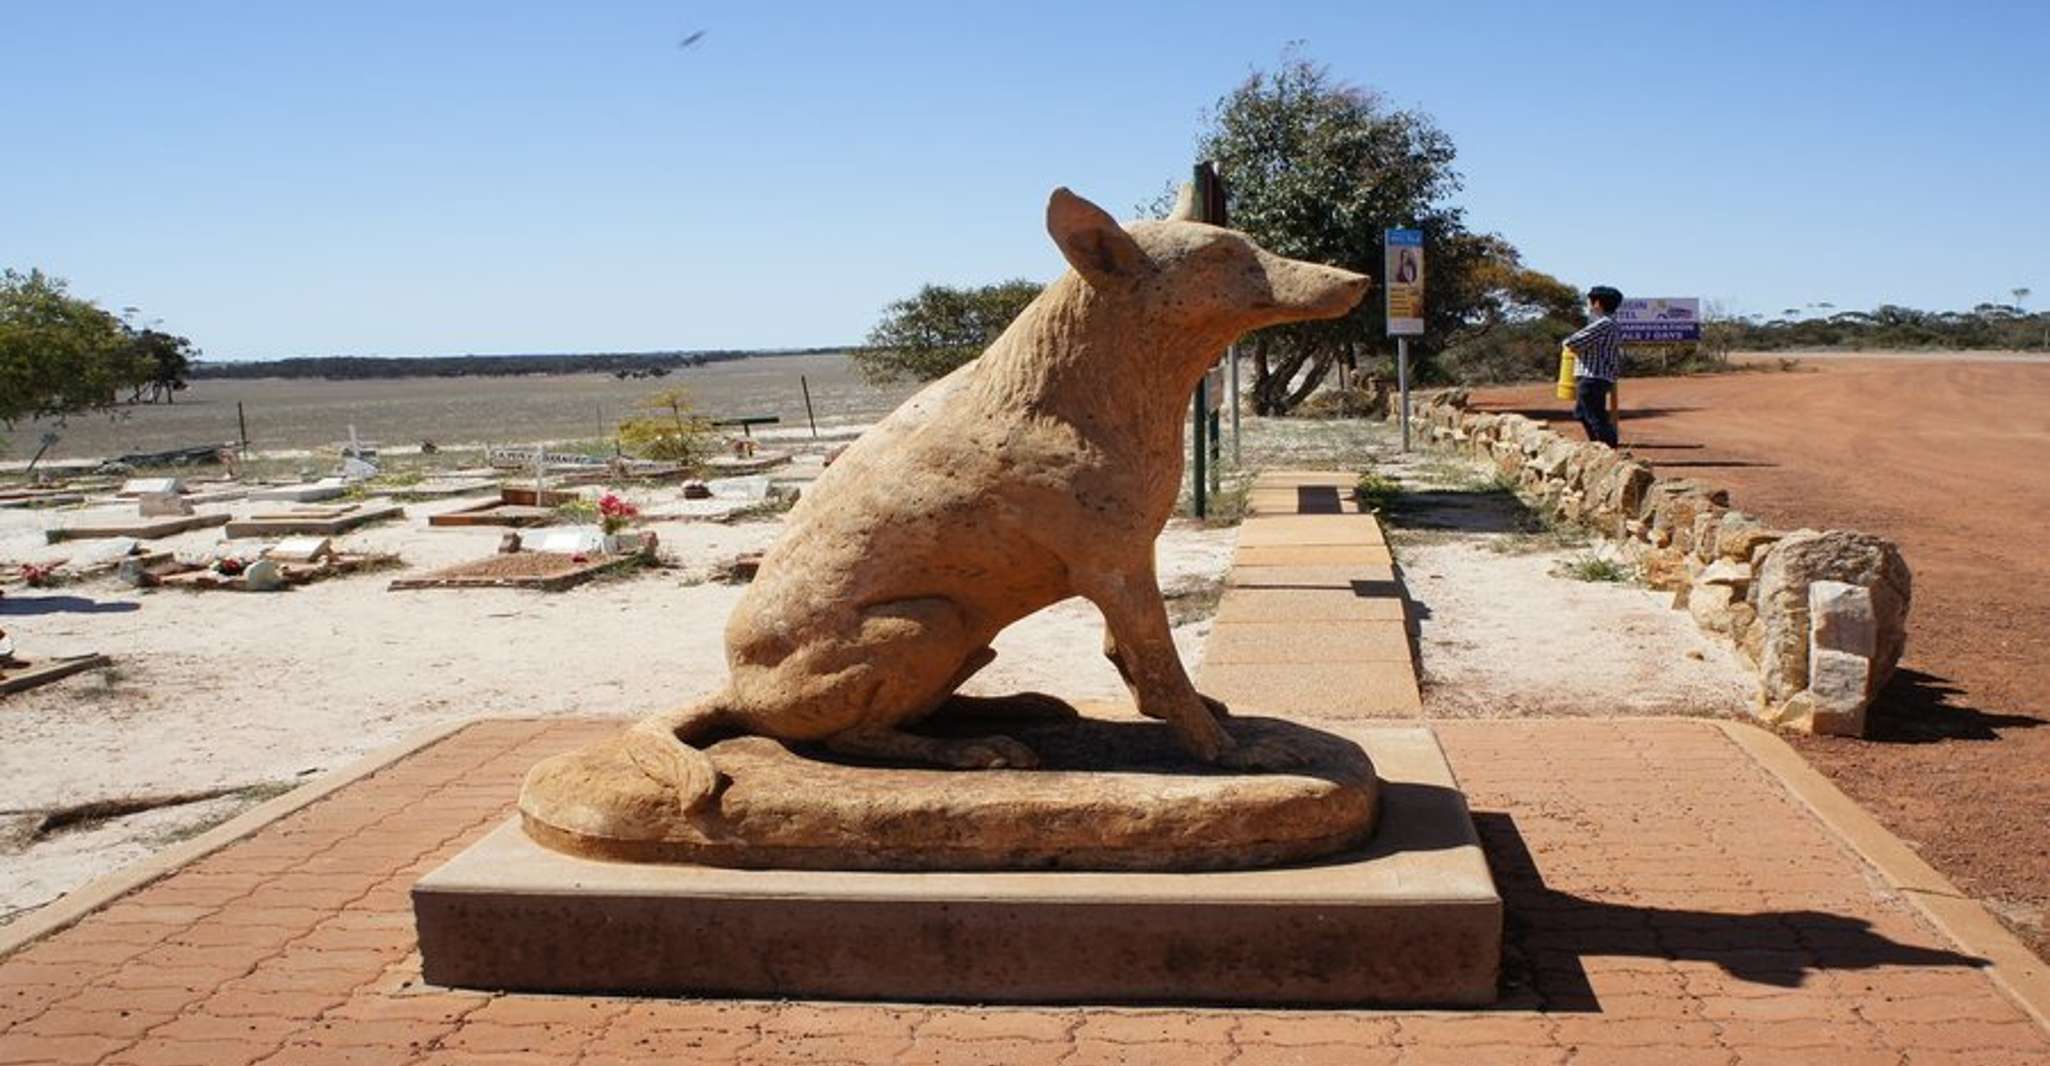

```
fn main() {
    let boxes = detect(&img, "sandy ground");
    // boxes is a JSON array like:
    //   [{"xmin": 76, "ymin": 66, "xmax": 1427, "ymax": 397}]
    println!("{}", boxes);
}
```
[
  {"xmin": 1373, "ymin": 445, "xmax": 1753, "ymax": 719},
  {"xmin": 1471, "ymin": 352, "xmax": 2050, "ymax": 954},
  {"xmin": 0, "ymin": 456, "xmax": 1232, "ymax": 919}
]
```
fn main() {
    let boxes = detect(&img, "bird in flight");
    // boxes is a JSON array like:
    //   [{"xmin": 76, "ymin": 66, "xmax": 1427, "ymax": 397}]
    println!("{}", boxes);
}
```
[{"xmin": 679, "ymin": 30, "xmax": 707, "ymax": 49}]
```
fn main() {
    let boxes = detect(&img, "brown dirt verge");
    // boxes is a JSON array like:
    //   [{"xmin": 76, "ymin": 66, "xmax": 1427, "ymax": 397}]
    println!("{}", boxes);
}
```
[{"xmin": 1471, "ymin": 355, "xmax": 2050, "ymax": 959}]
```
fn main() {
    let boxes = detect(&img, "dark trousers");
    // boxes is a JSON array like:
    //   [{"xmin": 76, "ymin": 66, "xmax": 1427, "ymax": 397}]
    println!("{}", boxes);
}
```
[{"xmin": 1574, "ymin": 376, "xmax": 1619, "ymax": 447}]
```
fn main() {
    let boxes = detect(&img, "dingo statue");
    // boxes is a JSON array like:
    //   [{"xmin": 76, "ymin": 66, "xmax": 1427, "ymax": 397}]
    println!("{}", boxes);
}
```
[{"xmin": 556, "ymin": 186, "xmax": 1368, "ymax": 814}]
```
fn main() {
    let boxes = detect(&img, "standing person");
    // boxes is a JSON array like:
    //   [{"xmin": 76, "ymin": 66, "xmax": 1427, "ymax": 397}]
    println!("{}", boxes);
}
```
[{"xmin": 1564, "ymin": 285, "xmax": 1625, "ymax": 446}]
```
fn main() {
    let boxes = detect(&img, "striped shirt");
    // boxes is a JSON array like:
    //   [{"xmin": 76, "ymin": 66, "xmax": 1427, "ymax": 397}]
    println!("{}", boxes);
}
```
[{"xmin": 1564, "ymin": 315, "xmax": 1624, "ymax": 381}]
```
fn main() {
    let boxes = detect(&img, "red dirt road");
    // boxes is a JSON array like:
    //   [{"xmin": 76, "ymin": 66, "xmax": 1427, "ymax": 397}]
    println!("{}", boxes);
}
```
[{"xmin": 1472, "ymin": 355, "xmax": 2050, "ymax": 953}]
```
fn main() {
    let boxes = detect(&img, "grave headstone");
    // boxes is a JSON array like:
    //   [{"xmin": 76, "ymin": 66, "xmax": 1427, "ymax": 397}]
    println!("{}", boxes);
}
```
[
  {"xmin": 138, "ymin": 492, "xmax": 196, "ymax": 517},
  {"xmin": 266, "ymin": 537, "xmax": 334, "ymax": 563},
  {"xmin": 124, "ymin": 477, "xmax": 184, "ymax": 497},
  {"xmin": 242, "ymin": 559, "xmax": 286, "ymax": 591},
  {"xmin": 525, "ymin": 527, "xmax": 606, "ymax": 554},
  {"xmin": 708, "ymin": 475, "xmax": 770, "ymax": 501}
]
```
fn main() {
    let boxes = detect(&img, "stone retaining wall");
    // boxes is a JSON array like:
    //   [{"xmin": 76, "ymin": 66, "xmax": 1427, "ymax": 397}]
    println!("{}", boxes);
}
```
[{"xmin": 1416, "ymin": 391, "xmax": 1911, "ymax": 737}]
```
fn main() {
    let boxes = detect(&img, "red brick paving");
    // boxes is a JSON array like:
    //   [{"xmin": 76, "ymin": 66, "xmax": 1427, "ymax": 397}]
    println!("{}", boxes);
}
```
[{"xmin": 3, "ymin": 717, "xmax": 2047, "ymax": 1065}]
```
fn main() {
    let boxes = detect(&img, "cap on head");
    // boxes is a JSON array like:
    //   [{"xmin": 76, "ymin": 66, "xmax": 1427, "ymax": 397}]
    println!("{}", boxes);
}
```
[{"xmin": 1587, "ymin": 286, "xmax": 1623, "ymax": 314}]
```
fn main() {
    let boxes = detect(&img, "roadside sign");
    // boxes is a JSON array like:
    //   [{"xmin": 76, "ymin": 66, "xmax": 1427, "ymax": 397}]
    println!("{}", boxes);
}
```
[
  {"xmin": 1384, "ymin": 229, "xmax": 1424, "ymax": 336},
  {"xmin": 1617, "ymin": 297, "xmax": 1701, "ymax": 343}
]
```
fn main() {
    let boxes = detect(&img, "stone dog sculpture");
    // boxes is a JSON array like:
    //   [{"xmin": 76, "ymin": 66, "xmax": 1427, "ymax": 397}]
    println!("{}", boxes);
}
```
[{"xmin": 565, "ymin": 187, "xmax": 1368, "ymax": 815}]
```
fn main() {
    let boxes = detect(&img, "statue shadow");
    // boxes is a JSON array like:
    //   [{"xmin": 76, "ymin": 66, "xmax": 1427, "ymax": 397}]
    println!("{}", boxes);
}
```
[{"xmin": 1474, "ymin": 811, "xmax": 1987, "ymax": 1010}]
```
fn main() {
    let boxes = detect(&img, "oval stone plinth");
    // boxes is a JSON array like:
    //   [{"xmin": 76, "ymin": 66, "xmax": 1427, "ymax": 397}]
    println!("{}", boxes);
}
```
[{"xmin": 519, "ymin": 714, "xmax": 1378, "ymax": 872}]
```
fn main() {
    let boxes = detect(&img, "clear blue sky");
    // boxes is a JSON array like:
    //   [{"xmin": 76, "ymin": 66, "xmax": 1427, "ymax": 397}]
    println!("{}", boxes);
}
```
[{"xmin": 5, "ymin": 1, "xmax": 2045, "ymax": 359}]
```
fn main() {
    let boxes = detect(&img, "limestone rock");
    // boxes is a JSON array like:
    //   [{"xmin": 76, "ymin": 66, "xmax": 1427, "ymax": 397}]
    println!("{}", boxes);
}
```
[
  {"xmin": 1806, "ymin": 647, "xmax": 1874, "ymax": 735},
  {"xmin": 1698, "ymin": 558, "xmax": 1753, "ymax": 589},
  {"xmin": 1691, "ymin": 510, "xmax": 1726, "ymax": 563},
  {"xmin": 1714, "ymin": 511, "xmax": 1784, "ymax": 563},
  {"xmin": 1809, "ymin": 579, "xmax": 1877, "ymax": 656},
  {"xmin": 1645, "ymin": 480, "xmax": 1727, "ymax": 554},
  {"xmin": 1533, "ymin": 437, "xmax": 1576, "ymax": 479},
  {"xmin": 1688, "ymin": 582, "xmax": 1735, "ymax": 634},
  {"xmin": 1753, "ymin": 530, "xmax": 1912, "ymax": 726}
]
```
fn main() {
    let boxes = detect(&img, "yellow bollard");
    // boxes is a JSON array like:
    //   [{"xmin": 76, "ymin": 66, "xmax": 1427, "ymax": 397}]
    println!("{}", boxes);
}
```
[{"xmin": 1555, "ymin": 345, "xmax": 1577, "ymax": 401}]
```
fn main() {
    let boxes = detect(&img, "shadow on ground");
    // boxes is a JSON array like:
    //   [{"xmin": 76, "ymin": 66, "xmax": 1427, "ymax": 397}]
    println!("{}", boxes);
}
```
[
  {"xmin": 1858, "ymin": 668, "xmax": 2047, "ymax": 743},
  {"xmin": 1471, "ymin": 404, "xmax": 1705, "ymax": 425},
  {"xmin": 1646, "ymin": 459, "xmax": 1780, "ymax": 470},
  {"xmin": 1385, "ymin": 488, "xmax": 1544, "ymax": 535},
  {"xmin": 0, "ymin": 594, "xmax": 140, "ymax": 616},
  {"xmin": 1475, "ymin": 811, "xmax": 1986, "ymax": 1011}
]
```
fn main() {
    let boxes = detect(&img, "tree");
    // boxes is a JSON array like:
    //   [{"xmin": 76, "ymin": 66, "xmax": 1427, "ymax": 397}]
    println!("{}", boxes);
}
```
[
  {"xmin": 854, "ymin": 279, "xmax": 1043, "ymax": 384},
  {"xmin": 125, "ymin": 328, "xmax": 198, "ymax": 403},
  {"xmin": 1183, "ymin": 48, "xmax": 1525, "ymax": 411},
  {"xmin": 0, "ymin": 268, "xmax": 134, "ymax": 428},
  {"xmin": 1430, "ymin": 237, "xmax": 1587, "ymax": 382}
]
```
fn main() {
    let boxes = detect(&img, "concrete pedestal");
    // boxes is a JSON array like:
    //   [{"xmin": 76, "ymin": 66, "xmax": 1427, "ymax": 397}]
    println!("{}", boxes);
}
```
[{"xmin": 412, "ymin": 726, "xmax": 1500, "ymax": 1006}]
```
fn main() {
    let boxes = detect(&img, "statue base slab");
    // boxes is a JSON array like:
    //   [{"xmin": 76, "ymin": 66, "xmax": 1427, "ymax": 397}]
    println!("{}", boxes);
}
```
[
  {"xmin": 414, "ymin": 725, "xmax": 1500, "ymax": 1006},
  {"xmin": 518, "ymin": 709, "xmax": 1378, "ymax": 872}
]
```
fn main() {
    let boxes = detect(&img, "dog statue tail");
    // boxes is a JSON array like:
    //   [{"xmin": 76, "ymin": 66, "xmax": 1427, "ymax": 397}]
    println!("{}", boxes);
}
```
[{"xmin": 623, "ymin": 694, "xmax": 734, "ymax": 811}]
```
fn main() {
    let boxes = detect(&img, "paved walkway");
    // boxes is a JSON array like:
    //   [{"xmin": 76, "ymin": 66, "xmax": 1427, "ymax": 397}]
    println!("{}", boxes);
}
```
[
  {"xmin": 6, "ymin": 718, "xmax": 2047, "ymax": 1064},
  {"xmin": 1199, "ymin": 470, "xmax": 1422, "ymax": 717},
  {"xmin": 4, "ymin": 469, "xmax": 2048, "ymax": 1064}
]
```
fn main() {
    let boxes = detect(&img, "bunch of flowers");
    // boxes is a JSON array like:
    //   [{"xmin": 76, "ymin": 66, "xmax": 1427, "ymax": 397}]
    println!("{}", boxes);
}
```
[
  {"xmin": 596, "ymin": 493, "xmax": 640, "ymax": 535},
  {"xmin": 20, "ymin": 562, "xmax": 59, "ymax": 587}
]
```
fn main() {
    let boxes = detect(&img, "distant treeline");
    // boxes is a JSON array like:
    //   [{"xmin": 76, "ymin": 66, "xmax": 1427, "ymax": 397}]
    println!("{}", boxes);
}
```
[
  {"xmin": 1714, "ymin": 303, "xmax": 2047, "ymax": 352},
  {"xmin": 188, "ymin": 347, "xmax": 851, "ymax": 381}
]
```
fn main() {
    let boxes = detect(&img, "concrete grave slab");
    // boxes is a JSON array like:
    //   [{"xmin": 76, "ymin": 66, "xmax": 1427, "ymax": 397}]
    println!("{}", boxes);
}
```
[
  {"xmin": 248, "ymin": 480, "xmax": 347, "ymax": 503},
  {"xmin": 413, "ymin": 725, "xmax": 1499, "ymax": 1006},
  {"xmin": 388, "ymin": 551, "xmax": 636, "ymax": 591},
  {"xmin": 45, "ymin": 511, "xmax": 230, "ymax": 543},
  {"xmin": 224, "ymin": 502, "xmax": 403, "ymax": 538}
]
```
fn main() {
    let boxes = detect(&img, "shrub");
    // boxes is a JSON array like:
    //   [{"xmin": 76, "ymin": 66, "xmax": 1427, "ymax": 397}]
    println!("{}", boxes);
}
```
[{"xmin": 618, "ymin": 388, "xmax": 713, "ymax": 465}]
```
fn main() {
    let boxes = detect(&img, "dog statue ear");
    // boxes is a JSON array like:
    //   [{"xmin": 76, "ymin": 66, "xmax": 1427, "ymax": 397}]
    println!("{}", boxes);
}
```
[
  {"xmin": 1047, "ymin": 188, "xmax": 1148, "ymax": 289},
  {"xmin": 1168, "ymin": 182, "xmax": 1198, "ymax": 222}
]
